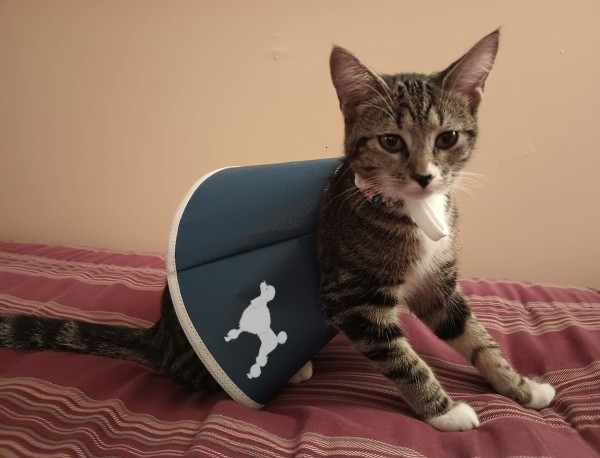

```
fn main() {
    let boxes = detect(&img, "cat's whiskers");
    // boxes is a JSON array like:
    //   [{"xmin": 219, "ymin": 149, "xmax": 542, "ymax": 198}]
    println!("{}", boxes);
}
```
[
  {"xmin": 455, "ymin": 171, "xmax": 485, "ymax": 188},
  {"xmin": 454, "ymin": 176, "xmax": 480, "ymax": 188},
  {"xmin": 451, "ymin": 182, "xmax": 474, "ymax": 196},
  {"xmin": 359, "ymin": 175, "xmax": 412, "ymax": 203},
  {"xmin": 360, "ymin": 177, "xmax": 392, "ymax": 196},
  {"xmin": 325, "ymin": 170, "xmax": 395, "ymax": 213},
  {"xmin": 324, "ymin": 166, "xmax": 362, "ymax": 208},
  {"xmin": 450, "ymin": 171, "xmax": 485, "ymax": 196},
  {"xmin": 328, "ymin": 187, "xmax": 365, "ymax": 214},
  {"xmin": 458, "ymin": 170, "xmax": 484, "ymax": 178}
]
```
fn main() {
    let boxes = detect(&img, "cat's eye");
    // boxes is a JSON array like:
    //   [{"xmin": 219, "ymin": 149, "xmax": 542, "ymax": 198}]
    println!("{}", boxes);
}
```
[
  {"xmin": 378, "ymin": 134, "xmax": 405, "ymax": 153},
  {"xmin": 435, "ymin": 131, "xmax": 459, "ymax": 150}
]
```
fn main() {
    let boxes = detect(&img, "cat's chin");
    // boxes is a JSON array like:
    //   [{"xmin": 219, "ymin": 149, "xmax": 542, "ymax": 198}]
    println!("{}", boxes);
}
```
[
  {"xmin": 404, "ymin": 190, "xmax": 435, "ymax": 201},
  {"xmin": 387, "ymin": 182, "xmax": 447, "ymax": 202},
  {"xmin": 393, "ymin": 187, "xmax": 444, "ymax": 202}
]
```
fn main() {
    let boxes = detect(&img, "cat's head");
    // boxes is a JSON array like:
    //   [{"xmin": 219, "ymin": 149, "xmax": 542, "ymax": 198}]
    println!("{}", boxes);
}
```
[{"xmin": 330, "ymin": 30, "xmax": 499, "ymax": 202}]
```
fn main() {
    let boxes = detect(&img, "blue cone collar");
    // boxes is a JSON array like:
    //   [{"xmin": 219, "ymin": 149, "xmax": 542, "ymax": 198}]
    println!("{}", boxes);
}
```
[{"xmin": 166, "ymin": 159, "xmax": 340, "ymax": 408}]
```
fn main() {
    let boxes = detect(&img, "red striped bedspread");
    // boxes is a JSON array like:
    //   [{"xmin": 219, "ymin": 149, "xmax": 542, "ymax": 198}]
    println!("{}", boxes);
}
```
[{"xmin": 0, "ymin": 241, "xmax": 598, "ymax": 457}]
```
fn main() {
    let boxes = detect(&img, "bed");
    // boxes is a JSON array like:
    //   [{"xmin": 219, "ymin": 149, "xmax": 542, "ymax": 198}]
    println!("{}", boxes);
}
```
[{"xmin": 1, "ymin": 241, "xmax": 598, "ymax": 457}]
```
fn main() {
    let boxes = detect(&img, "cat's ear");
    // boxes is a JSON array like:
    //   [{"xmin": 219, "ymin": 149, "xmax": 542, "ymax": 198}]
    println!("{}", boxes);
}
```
[
  {"xmin": 330, "ymin": 46, "xmax": 388, "ymax": 118},
  {"xmin": 434, "ymin": 30, "xmax": 500, "ymax": 110}
]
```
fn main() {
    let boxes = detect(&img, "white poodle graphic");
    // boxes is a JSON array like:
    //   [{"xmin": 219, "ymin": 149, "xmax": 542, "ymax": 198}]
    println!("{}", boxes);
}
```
[{"xmin": 224, "ymin": 281, "xmax": 287, "ymax": 379}]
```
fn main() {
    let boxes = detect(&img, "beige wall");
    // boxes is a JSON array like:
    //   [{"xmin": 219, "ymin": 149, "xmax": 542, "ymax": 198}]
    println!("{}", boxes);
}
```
[{"xmin": 1, "ymin": 1, "xmax": 599, "ymax": 287}]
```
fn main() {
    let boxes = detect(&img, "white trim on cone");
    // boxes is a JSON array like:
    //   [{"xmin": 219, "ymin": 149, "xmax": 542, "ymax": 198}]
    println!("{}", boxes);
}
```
[{"xmin": 165, "ymin": 166, "xmax": 262, "ymax": 410}]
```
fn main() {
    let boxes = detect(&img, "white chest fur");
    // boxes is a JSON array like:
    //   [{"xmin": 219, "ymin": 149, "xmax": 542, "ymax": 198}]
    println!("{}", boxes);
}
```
[
  {"xmin": 394, "ymin": 194, "xmax": 453, "ymax": 301},
  {"xmin": 416, "ymin": 227, "xmax": 452, "ymax": 275}
]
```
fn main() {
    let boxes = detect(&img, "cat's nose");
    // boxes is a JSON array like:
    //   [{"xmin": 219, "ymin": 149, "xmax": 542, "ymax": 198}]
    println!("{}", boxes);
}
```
[{"xmin": 411, "ymin": 173, "xmax": 434, "ymax": 189}]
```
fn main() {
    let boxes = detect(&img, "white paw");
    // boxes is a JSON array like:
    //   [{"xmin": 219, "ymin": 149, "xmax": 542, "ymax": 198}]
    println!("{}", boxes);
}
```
[
  {"xmin": 524, "ymin": 378, "xmax": 555, "ymax": 409},
  {"xmin": 426, "ymin": 402, "xmax": 480, "ymax": 432},
  {"xmin": 289, "ymin": 361, "xmax": 313, "ymax": 384}
]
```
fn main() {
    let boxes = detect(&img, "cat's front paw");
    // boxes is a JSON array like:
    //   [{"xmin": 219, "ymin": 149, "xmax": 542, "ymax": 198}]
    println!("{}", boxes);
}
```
[
  {"xmin": 426, "ymin": 402, "xmax": 480, "ymax": 432},
  {"xmin": 524, "ymin": 378, "xmax": 555, "ymax": 409}
]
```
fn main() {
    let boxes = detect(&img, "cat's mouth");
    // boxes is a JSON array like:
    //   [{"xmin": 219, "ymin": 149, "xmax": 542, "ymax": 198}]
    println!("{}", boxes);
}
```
[
  {"xmin": 403, "ymin": 186, "xmax": 439, "ymax": 200},
  {"xmin": 354, "ymin": 173, "xmax": 443, "ymax": 204}
]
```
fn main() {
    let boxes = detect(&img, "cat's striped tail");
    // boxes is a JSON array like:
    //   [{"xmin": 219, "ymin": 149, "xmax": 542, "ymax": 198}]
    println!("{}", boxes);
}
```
[{"xmin": 0, "ymin": 315, "xmax": 152, "ymax": 363}]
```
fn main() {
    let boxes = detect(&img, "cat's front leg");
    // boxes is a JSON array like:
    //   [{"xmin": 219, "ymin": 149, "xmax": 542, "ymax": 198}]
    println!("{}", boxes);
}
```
[
  {"xmin": 325, "ymin": 300, "xmax": 479, "ymax": 431},
  {"xmin": 451, "ymin": 313, "xmax": 555, "ymax": 409},
  {"xmin": 412, "ymin": 280, "xmax": 555, "ymax": 410}
]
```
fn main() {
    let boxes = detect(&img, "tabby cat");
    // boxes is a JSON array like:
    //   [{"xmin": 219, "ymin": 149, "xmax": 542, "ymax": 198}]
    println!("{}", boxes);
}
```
[
  {"xmin": 318, "ymin": 30, "xmax": 555, "ymax": 431},
  {"xmin": 0, "ymin": 30, "xmax": 554, "ymax": 431}
]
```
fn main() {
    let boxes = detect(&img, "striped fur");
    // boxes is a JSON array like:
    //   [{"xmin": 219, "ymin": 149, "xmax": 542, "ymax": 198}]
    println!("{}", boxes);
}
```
[
  {"xmin": 0, "ymin": 286, "xmax": 222, "ymax": 393},
  {"xmin": 319, "ymin": 30, "xmax": 555, "ymax": 430}
]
